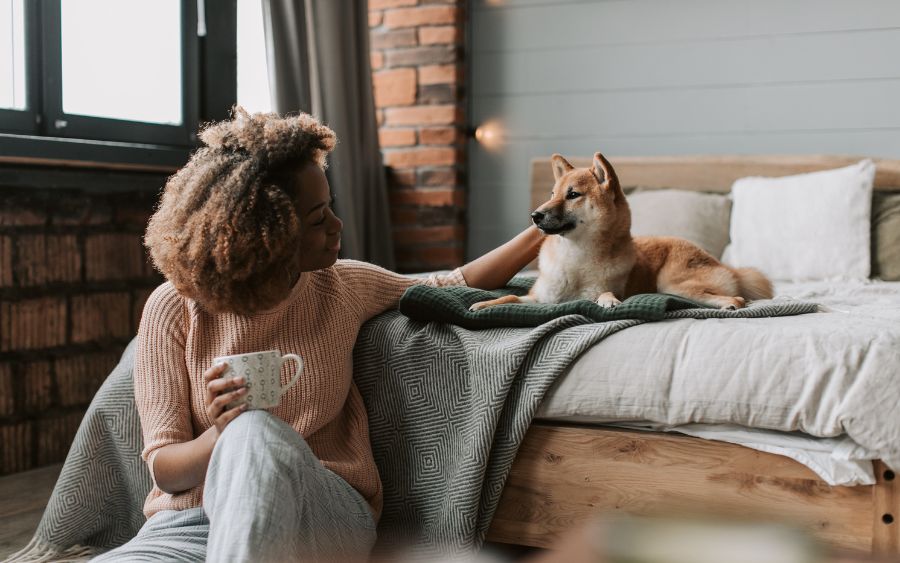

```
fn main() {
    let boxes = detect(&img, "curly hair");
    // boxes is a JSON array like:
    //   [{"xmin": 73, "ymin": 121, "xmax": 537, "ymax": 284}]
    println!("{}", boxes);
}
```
[{"xmin": 145, "ymin": 106, "xmax": 337, "ymax": 315}]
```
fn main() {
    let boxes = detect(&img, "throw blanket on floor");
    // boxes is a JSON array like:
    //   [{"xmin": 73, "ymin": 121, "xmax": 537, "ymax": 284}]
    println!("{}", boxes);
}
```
[{"xmin": 8, "ymin": 280, "xmax": 818, "ymax": 561}]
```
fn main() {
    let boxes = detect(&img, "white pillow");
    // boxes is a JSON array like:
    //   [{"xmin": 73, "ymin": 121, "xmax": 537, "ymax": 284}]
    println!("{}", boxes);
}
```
[
  {"xmin": 727, "ymin": 160, "xmax": 875, "ymax": 281},
  {"xmin": 628, "ymin": 189, "xmax": 732, "ymax": 259}
]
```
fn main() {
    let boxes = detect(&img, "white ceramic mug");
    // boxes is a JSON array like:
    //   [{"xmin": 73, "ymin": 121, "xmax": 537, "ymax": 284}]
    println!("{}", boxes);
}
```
[{"xmin": 213, "ymin": 350, "xmax": 304, "ymax": 410}]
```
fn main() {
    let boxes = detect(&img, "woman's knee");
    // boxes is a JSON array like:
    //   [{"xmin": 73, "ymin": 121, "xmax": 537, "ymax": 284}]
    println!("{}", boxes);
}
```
[
  {"xmin": 219, "ymin": 410, "xmax": 293, "ymax": 443},
  {"xmin": 213, "ymin": 410, "xmax": 314, "ymax": 465},
  {"xmin": 221, "ymin": 409, "xmax": 280, "ymax": 433}
]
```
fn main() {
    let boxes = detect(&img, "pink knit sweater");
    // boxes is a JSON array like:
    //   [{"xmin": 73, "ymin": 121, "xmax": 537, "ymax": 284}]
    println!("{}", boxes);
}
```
[{"xmin": 134, "ymin": 259, "xmax": 466, "ymax": 520}]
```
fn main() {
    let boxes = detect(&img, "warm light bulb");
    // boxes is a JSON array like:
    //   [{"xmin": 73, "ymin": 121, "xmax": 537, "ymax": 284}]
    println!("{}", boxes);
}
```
[
  {"xmin": 474, "ymin": 126, "xmax": 492, "ymax": 142},
  {"xmin": 473, "ymin": 120, "xmax": 504, "ymax": 150}
]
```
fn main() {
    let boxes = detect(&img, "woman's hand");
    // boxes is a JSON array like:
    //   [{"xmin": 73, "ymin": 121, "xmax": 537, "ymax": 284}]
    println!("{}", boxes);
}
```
[
  {"xmin": 204, "ymin": 363, "xmax": 248, "ymax": 437},
  {"xmin": 460, "ymin": 225, "xmax": 545, "ymax": 290}
]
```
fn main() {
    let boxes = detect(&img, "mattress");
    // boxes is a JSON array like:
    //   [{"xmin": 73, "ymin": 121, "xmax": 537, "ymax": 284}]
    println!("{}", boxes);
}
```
[{"xmin": 534, "ymin": 279, "xmax": 900, "ymax": 486}]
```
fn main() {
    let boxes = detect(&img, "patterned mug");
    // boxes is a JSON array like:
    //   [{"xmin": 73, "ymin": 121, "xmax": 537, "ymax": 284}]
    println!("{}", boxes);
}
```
[{"xmin": 213, "ymin": 350, "xmax": 304, "ymax": 410}]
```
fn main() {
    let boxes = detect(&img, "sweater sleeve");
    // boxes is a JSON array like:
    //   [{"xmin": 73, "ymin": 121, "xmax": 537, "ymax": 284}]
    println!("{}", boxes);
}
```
[
  {"xmin": 133, "ymin": 283, "xmax": 194, "ymax": 483},
  {"xmin": 336, "ymin": 260, "xmax": 468, "ymax": 323}
]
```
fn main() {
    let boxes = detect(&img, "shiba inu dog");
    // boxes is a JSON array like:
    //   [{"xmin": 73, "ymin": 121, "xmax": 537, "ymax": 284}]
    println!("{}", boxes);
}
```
[{"xmin": 470, "ymin": 152, "xmax": 773, "ymax": 311}]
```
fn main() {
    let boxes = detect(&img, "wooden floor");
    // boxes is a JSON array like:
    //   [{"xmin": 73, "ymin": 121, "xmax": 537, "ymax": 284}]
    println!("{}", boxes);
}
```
[{"xmin": 0, "ymin": 464, "xmax": 62, "ymax": 559}]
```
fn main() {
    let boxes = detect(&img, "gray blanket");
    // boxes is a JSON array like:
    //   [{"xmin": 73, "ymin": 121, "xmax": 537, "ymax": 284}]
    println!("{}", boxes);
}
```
[{"xmin": 7, "ymin": 296, "xmax": 817, "ymax": 561}]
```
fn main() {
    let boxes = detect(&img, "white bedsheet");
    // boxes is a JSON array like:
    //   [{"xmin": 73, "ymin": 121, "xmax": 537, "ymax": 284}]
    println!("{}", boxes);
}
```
[{"xmin": 535, "ymin": 279, "xmax": 900, "ymax": 486}]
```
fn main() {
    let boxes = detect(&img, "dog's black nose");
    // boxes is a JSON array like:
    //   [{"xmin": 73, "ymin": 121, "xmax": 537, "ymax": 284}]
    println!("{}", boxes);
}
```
[{"xmin": 530, "ymin": 211, "xmax": 545, "ymax": 224}]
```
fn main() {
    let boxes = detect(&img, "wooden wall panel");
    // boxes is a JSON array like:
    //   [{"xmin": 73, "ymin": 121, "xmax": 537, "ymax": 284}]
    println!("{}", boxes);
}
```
[{"xmin": 467, "ymin": 0, "xmax": 900, "ymax": 258}]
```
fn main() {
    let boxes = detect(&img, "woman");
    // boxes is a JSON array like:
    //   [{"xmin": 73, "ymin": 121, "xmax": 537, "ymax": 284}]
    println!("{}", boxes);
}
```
[{"xmin": 93, "ymin": 108, "xmax": 543, "ymax": 561}]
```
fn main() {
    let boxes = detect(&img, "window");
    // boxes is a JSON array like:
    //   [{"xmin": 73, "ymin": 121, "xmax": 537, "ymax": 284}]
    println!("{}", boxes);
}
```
[
  {"xmin": 0, "ymin": 0, "xmax": 36, "ymax": 135},
  {"xmin": 237, "ymin": 0, "xmax": 271, "ymax": 114},
  {"xmin": 0, "ymin": 0, "xmax": 27, "ymax": 112},
  {"xmin": 60, "ymin": 0, "xmax": 183, "ymax": 126},
  {"xmin": 0, "ymin": 0, "xmax": 239, "ymax": 170}
]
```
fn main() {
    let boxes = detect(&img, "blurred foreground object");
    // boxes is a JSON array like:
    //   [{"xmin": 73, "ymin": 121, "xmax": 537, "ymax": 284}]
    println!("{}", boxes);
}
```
[{"xmin": 526, "ymin": 514, "xmax": 900, "ymax": 563}]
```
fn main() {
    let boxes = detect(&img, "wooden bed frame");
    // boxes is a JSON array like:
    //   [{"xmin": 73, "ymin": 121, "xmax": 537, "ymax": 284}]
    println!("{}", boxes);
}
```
[{"xmin": 485, "ymin": 155, "xmax": 900, "ymax": 556}]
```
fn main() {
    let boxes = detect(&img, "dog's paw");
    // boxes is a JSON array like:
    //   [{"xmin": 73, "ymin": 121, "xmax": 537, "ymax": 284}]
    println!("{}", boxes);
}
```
[
  {"xmin": 595, "ymin": 293, "xmax": 622, "ymax": 308},
  {"xmin": 469, "ymin": 301, "xmax": 492, "ymax": 312},
  {"xmin": 720, "ymin": 296, "xmax": 746, "ymax": 310}
]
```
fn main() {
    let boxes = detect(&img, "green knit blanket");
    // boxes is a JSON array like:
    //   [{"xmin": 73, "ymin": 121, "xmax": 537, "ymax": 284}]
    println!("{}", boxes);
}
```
[{"xmin": 398, "ymin": 275, "xmax": 799, "ymax": 328}]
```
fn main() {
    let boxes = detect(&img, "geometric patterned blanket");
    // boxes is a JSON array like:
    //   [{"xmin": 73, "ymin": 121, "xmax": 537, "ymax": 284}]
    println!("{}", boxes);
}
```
[
  {"xmin": 6, "ymin": 339, "xmax": 147, "ymax": 563},
  {"xmin": 7, "ymin": 278, "xmax": 818, "ymax": 561},
  {"xmin": 357, "ymin": 283, "xmax": 817, "ymax": 557}
]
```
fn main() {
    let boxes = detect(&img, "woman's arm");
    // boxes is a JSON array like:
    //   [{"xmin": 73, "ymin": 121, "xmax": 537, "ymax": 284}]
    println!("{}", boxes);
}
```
[
  {"xmin": 460, "ymin": 225, "xmax": 544, "ymax": 290},
  {"xmin": 135, "ymin": 284, "xmax": 247, "ymax": 495},
  {"xmin": 336, "ymin": 225, "xmax": 544, "ymax": 322},
  {"xmin": 152, "ymin": 427, "xmax": 218, "ymax": 494},
  {"xmin": 153, "ymin": 363, "xmax": 248, "ymax": 494}
]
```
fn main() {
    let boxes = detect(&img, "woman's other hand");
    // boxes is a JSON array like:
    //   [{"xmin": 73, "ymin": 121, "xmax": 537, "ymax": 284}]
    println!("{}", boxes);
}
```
[{"xmin": 204, "ymin": 363, "xmax": 248, "ymax": 436}]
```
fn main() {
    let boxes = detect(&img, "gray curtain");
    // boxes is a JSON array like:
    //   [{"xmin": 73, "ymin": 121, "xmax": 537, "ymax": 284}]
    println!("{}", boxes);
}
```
[{"xmin": 263, "ymin": 0, "xmax": 395, "ymax": 269}]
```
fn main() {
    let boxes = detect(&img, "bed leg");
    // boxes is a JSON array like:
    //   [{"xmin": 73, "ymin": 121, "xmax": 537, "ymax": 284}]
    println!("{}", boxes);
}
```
[{"xmin": 873, "ymin": 461, "xmax": 900, "ymax": 555}]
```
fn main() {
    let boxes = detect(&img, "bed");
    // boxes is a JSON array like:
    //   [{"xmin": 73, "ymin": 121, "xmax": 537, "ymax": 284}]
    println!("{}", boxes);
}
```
[{"xmin": 484, "ymin": 155, "xmax": 900, "ymax": 556}]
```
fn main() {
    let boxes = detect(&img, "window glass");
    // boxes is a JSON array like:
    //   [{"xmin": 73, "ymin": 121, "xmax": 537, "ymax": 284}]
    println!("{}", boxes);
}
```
[
  {"xmin": 60, "ymin": 0, "xmax": 182, "ymax": 124},
  {"xmin": 237, "ymin": 0, "xmax": 271, "ymax": 113},
  {"xmin": 0, "ymin": 0, "xmax": 27, "ymax": 110}
]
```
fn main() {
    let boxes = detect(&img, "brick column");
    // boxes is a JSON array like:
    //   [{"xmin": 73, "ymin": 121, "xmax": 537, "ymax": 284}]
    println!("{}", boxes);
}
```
[
  {"xmin": 369, "ymin": 0, "xmax": 467, "ymax": 273},
  {"xmin": 0, "ymin": 181, "xmax": 164, "ymax": 475}
]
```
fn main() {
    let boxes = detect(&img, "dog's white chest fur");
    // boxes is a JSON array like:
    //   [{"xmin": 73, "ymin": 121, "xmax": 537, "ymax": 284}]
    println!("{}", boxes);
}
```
[{"xmin": 532, "ymin": 237, "xmax": 632, "ymax": 303}]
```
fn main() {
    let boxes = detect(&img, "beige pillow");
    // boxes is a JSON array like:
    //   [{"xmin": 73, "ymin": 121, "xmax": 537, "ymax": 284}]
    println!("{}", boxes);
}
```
[
  {"xmin": 872, "ymin": 191, "xmax": 900, "ymax": 281},
  {"xmin": 728, "ymin": 160, "xmax": 875, "ymax": 281},
  {"xmin": 626, "ymin": 188, "xmax": 732, "ymax": 259}
]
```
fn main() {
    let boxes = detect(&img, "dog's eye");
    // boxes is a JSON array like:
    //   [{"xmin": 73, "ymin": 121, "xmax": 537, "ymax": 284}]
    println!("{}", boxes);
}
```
[{"xmin": 566, "ymin": 191, "xmax": 582, "ymax": 200}]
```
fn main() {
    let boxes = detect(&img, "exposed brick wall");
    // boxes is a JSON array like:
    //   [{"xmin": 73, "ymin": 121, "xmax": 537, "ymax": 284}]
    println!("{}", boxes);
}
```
[
  {"xmin": 369, "ymin": 0, "xmax": 467, "ymax": 273},
  {"xmin": 0, "ymin": 174, "xmax": 164, "ymax": 475}
]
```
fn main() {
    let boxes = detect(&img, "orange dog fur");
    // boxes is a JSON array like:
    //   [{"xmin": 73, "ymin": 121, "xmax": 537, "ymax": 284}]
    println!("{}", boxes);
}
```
[{"xmin": 470, "ymin": 152, "xmax": 773, "ymax": 311}]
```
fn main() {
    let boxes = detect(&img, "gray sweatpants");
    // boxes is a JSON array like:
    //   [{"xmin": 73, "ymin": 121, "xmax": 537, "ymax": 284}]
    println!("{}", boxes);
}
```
[{"xmin": 92, "ymin": 410, "xmax": 377, "ymax": 562}]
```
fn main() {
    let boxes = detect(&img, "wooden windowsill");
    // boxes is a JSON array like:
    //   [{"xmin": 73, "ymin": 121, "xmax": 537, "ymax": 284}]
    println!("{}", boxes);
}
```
[
  {"xmin": 0, "ymin": 155, "xmax": 179, "ymax": 174},
  {"xmin": 0, "ymin": 133, "xmax": 190, "ymax": 176}
]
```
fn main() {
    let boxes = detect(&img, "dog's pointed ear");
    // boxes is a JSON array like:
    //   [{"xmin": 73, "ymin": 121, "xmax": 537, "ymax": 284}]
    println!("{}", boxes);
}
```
[
  {"xmin": 551, "ymin": 154, "xmax": 575, "ymax": 181},
  {"xmin": 593, "ymin": 151, "xmax": 624, "ymax": 201},
  {"xmin": 592, "ymin": 152, "xmax": 612, "ymax": 185}
]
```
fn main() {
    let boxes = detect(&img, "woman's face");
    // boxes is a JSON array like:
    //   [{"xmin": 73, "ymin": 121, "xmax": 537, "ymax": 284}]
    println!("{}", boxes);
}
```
[{"xmin": 294, "ymin": 162, "xmax": 343, "ymax": 272}]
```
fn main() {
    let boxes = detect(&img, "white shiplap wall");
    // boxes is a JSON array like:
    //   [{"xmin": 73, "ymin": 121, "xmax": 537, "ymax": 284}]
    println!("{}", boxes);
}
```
[{"xmin": 467, "ymin": 0, "xmax": 900, "ymax": 257}]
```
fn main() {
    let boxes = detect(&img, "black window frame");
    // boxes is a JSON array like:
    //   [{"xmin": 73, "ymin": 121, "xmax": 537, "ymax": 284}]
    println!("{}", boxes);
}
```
[{"xmin": 0, "ymin": 0, "xmax": 236, "ymax": 171}]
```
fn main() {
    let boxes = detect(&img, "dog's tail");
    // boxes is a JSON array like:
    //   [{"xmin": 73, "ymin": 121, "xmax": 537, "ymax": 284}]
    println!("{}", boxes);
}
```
[{"xmin": 734, "ymin": 267, "xmax": 774, "ymax": 301}]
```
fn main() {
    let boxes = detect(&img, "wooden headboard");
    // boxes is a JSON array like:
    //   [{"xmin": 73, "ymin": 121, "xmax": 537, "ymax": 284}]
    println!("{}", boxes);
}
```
[{"xmin": 530, "ymin": 155, "xmax": 900, "ymax": 214}]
